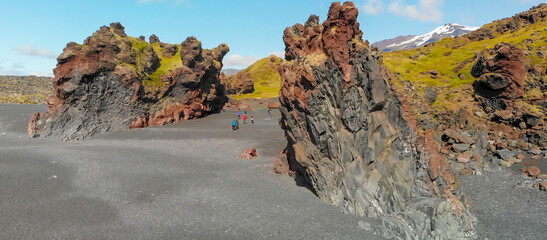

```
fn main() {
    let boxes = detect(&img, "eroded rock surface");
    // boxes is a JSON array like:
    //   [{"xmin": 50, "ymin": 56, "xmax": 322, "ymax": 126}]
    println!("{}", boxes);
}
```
[
  {"xmin": 278, "ymin": 2, "xmax": 476, "ymax": 238},
  {"xmin": 28, "ymin": 23, "xmax": 228, "ymax": 140},
  {"xmin": 221, "ymin": 72, "xmax": 254, "ymax": 94},
  {"xmin": 472, "ymin": 42, "xmax": 528, "ymax": 99}
]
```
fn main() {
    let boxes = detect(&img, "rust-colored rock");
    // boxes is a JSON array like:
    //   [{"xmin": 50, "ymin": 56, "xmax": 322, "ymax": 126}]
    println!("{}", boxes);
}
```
[
  {"xmin": 527, "ymin": 166, "xmax": 541, "ymax": 177},
  {"xmin": 267, "ymin": 101, "xmax": 281, "ymax": 109},
  {"xmin": 221, "ymin": 72, "xmax": 254, "ymax": 94},
  {"xmin": 27, "ymin": 23, "xmax": 229, "ymax": 140},
  {"xmin": 471, "ymin": 42, "xmax": 527, "ymax": 99},
  {"xmin": 272, "ymin": 151, "xmax": 291, "ymax": 174},
  {"xmin": 240, "ymin": 148, "xmax": 257, "ymax": 160}
]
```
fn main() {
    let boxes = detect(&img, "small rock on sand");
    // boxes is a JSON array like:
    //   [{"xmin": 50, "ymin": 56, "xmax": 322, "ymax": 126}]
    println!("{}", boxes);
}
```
[{"xmin": 527, "ymin": 166, "xmax": 541, "ymax": 178}]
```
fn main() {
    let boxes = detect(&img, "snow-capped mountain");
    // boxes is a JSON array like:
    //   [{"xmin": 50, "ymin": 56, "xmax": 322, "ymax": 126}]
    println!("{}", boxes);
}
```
[{"xmin": 373, "ymin": 23, "xmax": 479, "ymax": 52}]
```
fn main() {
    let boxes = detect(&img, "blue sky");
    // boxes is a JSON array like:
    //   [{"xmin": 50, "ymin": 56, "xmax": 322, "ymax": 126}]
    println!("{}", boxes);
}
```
[{"xmin": 0, "ymin": 0, "xmax": 544, "ymax": 76}]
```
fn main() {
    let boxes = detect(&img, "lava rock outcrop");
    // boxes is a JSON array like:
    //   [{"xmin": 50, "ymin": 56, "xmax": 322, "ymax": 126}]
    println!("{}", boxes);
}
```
[
  {"xmin": 221, "ymin": 72, "xmax": 255, "ymax": 94},
  {"xmin": 472, "ymin": 42, "xmax": 528, "ymax": 100},
  {"xmin": 28, "ymin": 22, "xmax": 229, "ymax": 140},
  {"xmin": 278, "ymin": 2, "xmax": 476, "ymax": 238},
  {"xmin": 221, "ymin": 55, "xmax": 284, "ymax": 95}
]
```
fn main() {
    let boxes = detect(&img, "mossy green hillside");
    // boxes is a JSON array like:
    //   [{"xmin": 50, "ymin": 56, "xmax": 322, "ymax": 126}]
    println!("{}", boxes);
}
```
[
  {"xmin": 146, "ymin": 42, "xmax": 183, "ymax": 90},
  {"xmin": 231, "ymin": 55, "xmax": 283, "ymax": 100},
  {"xmin": 118, "ymin": 35, "xmax": 184, "ymax": 94},
  {"xmin": 383, "ymin": 10, "xmax": 546, "ymax": 112}
]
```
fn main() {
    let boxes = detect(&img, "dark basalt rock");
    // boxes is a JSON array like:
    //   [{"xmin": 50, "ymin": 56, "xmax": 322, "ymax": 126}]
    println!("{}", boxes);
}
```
[
  {"xmin": 424, "ymin": 87, "xmax": 438, "ymax": 103},
  {"xmin": 149, "ymin": 34, "xmax": 160, "ymax": 44},
  {"xmin": 278, "ymin": 2, "xmax": 476, "ymax": 239},
  {"xmin": 28, "ymin": 23, "xmax": 229, "ymax": 140}
]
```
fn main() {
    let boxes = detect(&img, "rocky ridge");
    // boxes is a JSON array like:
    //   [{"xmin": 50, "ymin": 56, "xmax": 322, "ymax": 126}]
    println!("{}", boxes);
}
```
[
  {"xmin": 0, "ymin": 75, "xmax": 53, "ymax": 104},
  {"xmin": 28, "ymin": 23, "xmax": 229, "ymax": 140},
  {"xmin": 373, "ymin": 23, "xmax": 479, "ymax": 52},
  {"xmin": 278, "ymin": 2, "xmax": 476, "ymax": 239}
]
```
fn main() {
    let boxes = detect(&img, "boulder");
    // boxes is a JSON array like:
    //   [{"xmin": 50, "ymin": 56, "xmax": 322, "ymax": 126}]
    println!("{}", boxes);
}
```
[
  {"xmin": 471, "ymin": 42, "xmax": 527, "ymax": 99},
  {"xmin": 272, "ymin": 152, "xmax": 290, "ymax": 174},
  {"xmin": 149, "ymin": 34, "xmax": 160, "ymax": 44},
  {"xmin": 161, "ymin": 44, "xmax": 178, "ymax": 58},
  {"xmin": 453, "ymin": 144, "xmax": 471, "ymax": 152},
  {"xmin": 496, "ymin": 149, "xmax": 517, "ymax": 161},
  {"xmin": 527, "ymin": 166, "xmax": 541, "ymax": 178},
  {"xmin": 240, "ymin": 148, "xmax": 257, "ymax": 160},
  {"xmin": 27, "ymin": 23, "xmax": 229, "ymax": 140},
  {"xmin": 278, "ymin": 2, "xmax": 476, "ymax": 239},
  {"xmin": 494, "ymin": 110, "xmax": 514, "ymax": 120},
  {"xmin": 222, "ymin": 72, "xmax": 254, "ymax": 94},
  {"xmin": 424, "ymin": 87, "xmax": 437, "ymax": 103},
  {"xmin": 267, "ymin": 101, "xmax": 281, "ymax": 109}
]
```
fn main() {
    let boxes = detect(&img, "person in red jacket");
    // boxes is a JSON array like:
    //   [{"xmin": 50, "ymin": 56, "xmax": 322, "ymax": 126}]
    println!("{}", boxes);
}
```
[{"xmin": 243, "ymin": 114, "xmax": 247, "ymax": 124}]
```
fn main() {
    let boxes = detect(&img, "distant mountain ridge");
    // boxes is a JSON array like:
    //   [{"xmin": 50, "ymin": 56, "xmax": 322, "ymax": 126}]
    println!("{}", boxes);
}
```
[
  {"xmin": 221, "ymin": 68, "xmax": 242, "ymax": 77},
  {"xmin": 373, "ymin": 23, "xmax": 479, "ymax": 52}
]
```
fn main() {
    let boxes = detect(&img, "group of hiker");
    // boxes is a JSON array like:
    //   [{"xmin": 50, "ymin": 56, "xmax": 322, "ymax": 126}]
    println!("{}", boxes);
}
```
[{"xmin": 232, "ymin": 109, "xmax": 255, "ymax": 130}]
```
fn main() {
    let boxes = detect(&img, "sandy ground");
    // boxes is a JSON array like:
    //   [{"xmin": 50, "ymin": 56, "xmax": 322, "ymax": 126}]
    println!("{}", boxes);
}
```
[
  {"xmin": 459, "ymin": 170, "xmax": 547, "ymax": 240},
  {"xmin": 0, "ymin": 104, "xmax": 383, "ymax": 240},
  {"xmin": 1, "ymin": 103, "xmax": 545, "ymax": 239}
]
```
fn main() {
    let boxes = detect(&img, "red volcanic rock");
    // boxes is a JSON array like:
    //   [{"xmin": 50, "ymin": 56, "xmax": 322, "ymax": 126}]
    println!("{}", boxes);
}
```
[
  {"xmin": 471, "ymin": 42, "xmax": 528, "ymax": 99},
  {"xmin": 27, "ymin": 112, "xmax": 44, "ymax": 137},
  {"xmin": 272, "ymin": 151, "xmax": 290, "ymax": 174},
  {"xmin": 222, "ymin": 72, "xmax": 254, "ymax": 94},
  {"xmin": 278, "ymin": 2, "xmax": 475, "ymax": 238},
  {"xmin": 240, "ymin": 148, "xmax": 257, "ymax": 160},
  {"xmin": 27, "ymin": 23, "xmax": 229, "ymax": 140},
  {"xmin": 267, "ymin": 101, "xmax": 281, "ymax": 109},
  {"xmin": 527, "ymin": 166, "xmax": 541, "ymax": 177},
  {"xmin": 457, "ymin": 155, "xmax": 472, "ymax": 163}
]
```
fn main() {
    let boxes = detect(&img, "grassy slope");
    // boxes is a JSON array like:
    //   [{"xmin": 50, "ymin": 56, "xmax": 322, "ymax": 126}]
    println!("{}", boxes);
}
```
[
  {"xmin": 111, "ymin": 30, "xmax": 183, "ymax": 94},
  {"xmin": 148, "ymin": 42, "xmax": 182, "ymax": 88},
  {"xmin": 383, "ymin": 7, "xmax": 546, "ymax": 112},
  {"xmin": 230, "ymin": 55, "xmax": 283, "ymax": 100}
]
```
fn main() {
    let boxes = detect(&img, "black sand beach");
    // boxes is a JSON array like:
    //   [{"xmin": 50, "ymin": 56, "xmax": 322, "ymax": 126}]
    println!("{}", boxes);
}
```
[
  {"xmin": 0, "ymin": 104, "xmax": 383, "ymax": 240},
  {"xmin": 1, "ymin": 104, "xmax": 545, "ymax": 239}
]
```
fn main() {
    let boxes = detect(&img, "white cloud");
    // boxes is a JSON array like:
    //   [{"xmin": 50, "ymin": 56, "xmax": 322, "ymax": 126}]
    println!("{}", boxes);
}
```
[
  {"xmin": 29, "ymin": 71, "xmax": 54, "ymax": 77},
  {"xmin": 15, "ymin": 45, "xmax": 58, "ymax": 59},
  {"xmin": 223, "ymin": 54, "xmax": 259, "ymax": 69},
  {"xmin": 363, "ymin": 0, "xmax": 385, "ymax": 15},
  {"xmin": 270, "ymin": 51, "xmax": 285, "ymax": 58},
  {"xmin": 389, "ymin": 0, "xmax": 444, "ymax": 22}
]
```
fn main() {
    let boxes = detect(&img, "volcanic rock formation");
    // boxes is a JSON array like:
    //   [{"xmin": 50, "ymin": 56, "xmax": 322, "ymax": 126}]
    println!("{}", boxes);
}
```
[
  {"xmin": 278, "ymin": 2, "xmax": 476, "ymax": 238},
  {"xmin": 221, "ymin": 71, "xmax": 255, "ymax": 94},
  {"xmin": 28, "ymin": 22, "xmax": 229, "ymax": 140},
  {"xmin": 221, "ymin": 55, "xmax": 284, "ymax": 96},
  {"xmin": 472, "ymin": 42, "xmax": 528, "ymax": 100}
]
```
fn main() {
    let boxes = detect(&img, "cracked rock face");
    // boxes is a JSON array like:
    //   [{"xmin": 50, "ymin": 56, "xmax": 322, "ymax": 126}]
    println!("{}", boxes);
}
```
[
  {"xmin": 279, "ymin": 2, "xmax": 476, "ymax": 238},
  {"xmin": 28, "ymin": 23, "xmax": 228, "ymax": 140}
]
